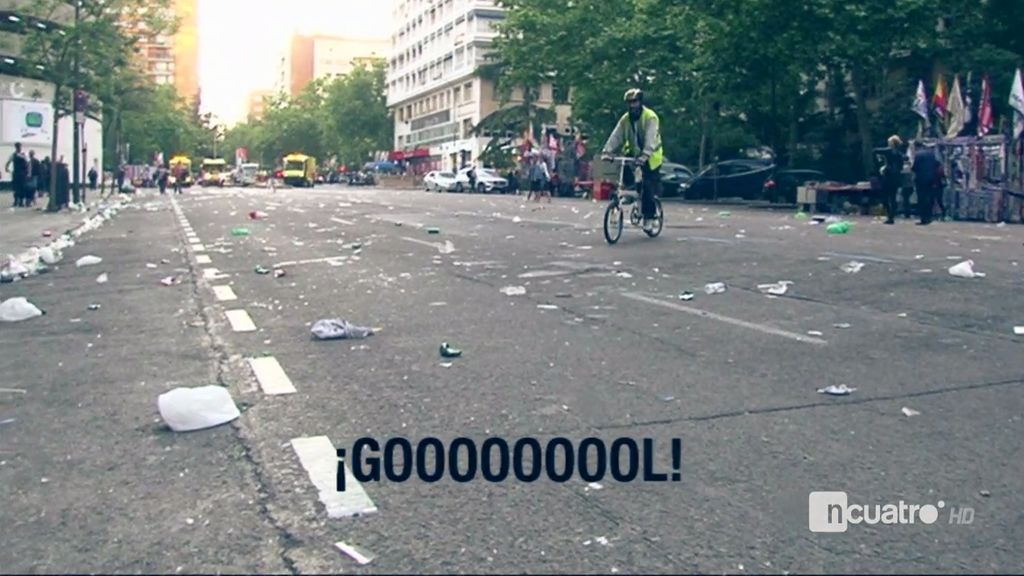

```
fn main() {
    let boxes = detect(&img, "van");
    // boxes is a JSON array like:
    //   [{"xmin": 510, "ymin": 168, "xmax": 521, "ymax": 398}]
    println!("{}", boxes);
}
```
[{"xmin": 282, "ymin": 154, "xmax": 316, "ymax": 187}]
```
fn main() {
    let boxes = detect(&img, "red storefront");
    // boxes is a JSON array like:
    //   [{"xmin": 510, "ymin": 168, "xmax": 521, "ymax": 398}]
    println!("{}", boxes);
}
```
[{"xmin": 388, "ymin": 148, "xmax": 433, "ymax": 175}]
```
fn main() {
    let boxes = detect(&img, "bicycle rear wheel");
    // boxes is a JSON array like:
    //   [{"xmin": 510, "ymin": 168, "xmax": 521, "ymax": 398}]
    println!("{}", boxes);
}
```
[
  {"xmin": 603, "ymin": 201, "xmax": 623, "ymax": 244},
  {"xmin": 644, "ymin": 198, "xmax": 664, "ymax": 238}
]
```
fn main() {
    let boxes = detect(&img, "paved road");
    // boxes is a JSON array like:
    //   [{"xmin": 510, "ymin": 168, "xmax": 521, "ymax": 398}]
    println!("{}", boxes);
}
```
[{"xmin": 2, "ymin": 185, "xmax": 1022, "ymax": 574}]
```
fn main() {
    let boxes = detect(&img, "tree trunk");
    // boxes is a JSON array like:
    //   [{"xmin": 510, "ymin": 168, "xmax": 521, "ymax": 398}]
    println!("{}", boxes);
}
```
[
  {"xmin": 46, "ymin": 89, "xmax": 63, "ymax": 213},
  {"xmin": 849, "ymin": 65, "xmax": 875, "ymax": 180}
]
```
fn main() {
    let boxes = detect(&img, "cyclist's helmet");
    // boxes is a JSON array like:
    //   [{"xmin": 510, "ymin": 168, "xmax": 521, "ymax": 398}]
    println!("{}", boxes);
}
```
[{"xmin": 623, "ymin": 88, "xmax": 643, "ymax": 103}]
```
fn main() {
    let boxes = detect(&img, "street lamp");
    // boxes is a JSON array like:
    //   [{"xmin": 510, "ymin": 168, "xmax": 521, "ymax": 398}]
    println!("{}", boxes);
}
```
[{"xmin": 71, "ymin": 0, "xmax": 82, "ymax": 205}]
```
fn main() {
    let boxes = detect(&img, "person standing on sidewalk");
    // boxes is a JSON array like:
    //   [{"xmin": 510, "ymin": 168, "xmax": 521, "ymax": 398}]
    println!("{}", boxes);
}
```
[
  {"xmin": 55, "ymin": 156, "xmax": 70, "ymax": 209},
  {"xmin": 911, "ymin": 142, "xmax": 940, "ymax": 225},
  {"xmin": 5, "ymin": 142, "xmax": 28, "ymax": 207},
  {"xmin": 881, "ymin": 135, "xmax": 905, "ymax": 224},
  {"xmin": 26, "ymin": 150, "xmax": 41, "ymax": 207}
]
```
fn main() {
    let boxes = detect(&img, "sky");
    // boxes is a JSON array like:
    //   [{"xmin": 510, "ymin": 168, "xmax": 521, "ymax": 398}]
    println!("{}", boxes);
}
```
[{"xmin": 197, "ymin": 0, "xmax": 396, "ymax": 127}]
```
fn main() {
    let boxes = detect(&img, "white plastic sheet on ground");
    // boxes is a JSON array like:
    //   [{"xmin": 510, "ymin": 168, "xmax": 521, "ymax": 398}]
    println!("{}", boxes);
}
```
[
  {"xmin": 311, "ymin": 319, "xmax": 375, "ymax": 340},
  {"xmin": 948, "ymin": 260, "xmax": 985, "ymax": 278},
  {"xmin": 76, "ymin": 255, "xmax": 102, "ymax": 267},
  {"xmin": 158, "ymin": 385, "xmax": 241, "ymax": 432},
  {"xmin": 0, "ymin": 297, "xmax": 44, "ymax": 322}
]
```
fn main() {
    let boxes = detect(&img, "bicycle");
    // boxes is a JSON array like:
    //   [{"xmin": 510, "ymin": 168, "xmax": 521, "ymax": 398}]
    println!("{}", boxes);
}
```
[{"xmin": 602, "ymin": 156, "xmax": 664, "ymax": 244}]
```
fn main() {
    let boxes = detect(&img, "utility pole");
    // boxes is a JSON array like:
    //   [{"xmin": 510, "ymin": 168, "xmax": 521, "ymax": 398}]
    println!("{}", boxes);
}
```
[{"xmin": 71, "ymin": 0, "xmax": 81, "ymax": 206}]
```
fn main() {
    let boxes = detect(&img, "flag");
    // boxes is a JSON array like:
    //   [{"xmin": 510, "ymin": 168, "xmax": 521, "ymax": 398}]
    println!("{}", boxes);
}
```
[
  {"xmin": 912, "ymin": 79, "xmax": 930, "ymax": 125},
  {"xmin": 946, "ymin": 75, "xmax": 966, "ymax": 137},
  {"xmin": 964, "ymin": 72, "xmax": 974, "ymax": 129},
  {"xmin": 978, "ymin": 74, "xmax": 993, "ymax": 136},
  {"xmin": 933, "ymin": 75, "xmax": 948, "ymax": 121},
  {"xmin": 1009, "ymin": 68, "xmax": 1024, "ymax": 139}
]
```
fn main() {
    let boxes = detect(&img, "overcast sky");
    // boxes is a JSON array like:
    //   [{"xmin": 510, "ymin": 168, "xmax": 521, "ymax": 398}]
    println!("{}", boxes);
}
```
[{"xmin": 197, "ymin": 0, "xmax": 395, "ymax": 126}]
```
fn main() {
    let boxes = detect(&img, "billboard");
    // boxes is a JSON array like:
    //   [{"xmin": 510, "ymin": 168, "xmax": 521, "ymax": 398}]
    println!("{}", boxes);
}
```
[{"xmin": 2, "ymin": 100, "xmax": 53, "ymax": 145}]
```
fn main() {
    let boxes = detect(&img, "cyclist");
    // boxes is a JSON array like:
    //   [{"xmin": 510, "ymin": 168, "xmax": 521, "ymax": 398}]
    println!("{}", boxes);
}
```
[{"xmin": 600, "ymin": 88, "xmax": 664, "ymax": 232}]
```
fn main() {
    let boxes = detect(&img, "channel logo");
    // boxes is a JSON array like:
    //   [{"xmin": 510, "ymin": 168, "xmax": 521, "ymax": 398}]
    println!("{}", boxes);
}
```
[{"xmin": 808, "ymin": 491, "xmax": 962, "ymax": 532}]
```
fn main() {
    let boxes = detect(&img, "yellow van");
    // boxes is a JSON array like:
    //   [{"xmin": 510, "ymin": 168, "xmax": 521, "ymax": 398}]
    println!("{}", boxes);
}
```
[
  {"xmin": 282, "ymin": 153, "xmax": 316, "ymax": 187},
  {"xmin": 168, "ymin": 155, "xmax": 193, "ymax": 187},
  {"xmin": 200, "ymin": 158, "xmax": 227, "ymax": 187}
]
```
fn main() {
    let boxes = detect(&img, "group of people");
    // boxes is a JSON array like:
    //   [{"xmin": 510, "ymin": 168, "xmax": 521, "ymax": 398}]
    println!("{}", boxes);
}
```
[
  {"xmin": 879, "ymin": 136, "xmax": 950, "ymax": 226},
  {"xmin": 3, "ymin": 142, "xmax": 78, "ymax": 209}
]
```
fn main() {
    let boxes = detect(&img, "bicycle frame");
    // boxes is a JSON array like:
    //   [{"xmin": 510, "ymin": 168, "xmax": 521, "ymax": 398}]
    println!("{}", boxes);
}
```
[{"xmin": 604, "ymin": 156, "xmax": 643, "ymax": 204}]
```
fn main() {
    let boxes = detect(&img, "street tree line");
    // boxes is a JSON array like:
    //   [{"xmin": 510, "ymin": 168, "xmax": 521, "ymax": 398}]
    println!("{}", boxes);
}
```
[
  {"xmin": 222, "ymin": 63, "xmax": 393, "ymax": 171},
  {"xmin": 13, "ymin": 0, "xmax": 216, "ymax": 208},
  {"xmin": 485, "ymin": 0, "xmax": 1024, "ymax": 181}
]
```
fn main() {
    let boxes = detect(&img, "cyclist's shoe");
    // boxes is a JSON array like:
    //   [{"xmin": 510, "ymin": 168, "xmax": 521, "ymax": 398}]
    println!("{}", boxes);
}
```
[{"xmin": 642, "ymin": 218, "xmax": 654, "ymax": 232}]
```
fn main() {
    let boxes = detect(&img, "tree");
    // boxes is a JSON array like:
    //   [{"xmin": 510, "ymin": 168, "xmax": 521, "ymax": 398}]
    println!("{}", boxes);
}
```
[
  {"xmin": 19, "ymin": 0, "xmax": 174, "ymax": 209},
  {"xmin": 321, "ymin": 63, "xmax": 393, "ymax": 167}
]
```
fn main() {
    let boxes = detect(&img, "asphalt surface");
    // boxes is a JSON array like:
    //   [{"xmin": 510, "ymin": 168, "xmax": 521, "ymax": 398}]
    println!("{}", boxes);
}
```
[{"xmin": 2, "ymin": 184, "xmax": 1023, "ymax": 574}]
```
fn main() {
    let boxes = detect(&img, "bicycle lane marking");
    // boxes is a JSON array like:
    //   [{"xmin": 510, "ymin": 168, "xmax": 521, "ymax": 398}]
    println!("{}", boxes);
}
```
[{"xmin": 620, "ymin": 291, "xmax": 828, "ymax": 346}]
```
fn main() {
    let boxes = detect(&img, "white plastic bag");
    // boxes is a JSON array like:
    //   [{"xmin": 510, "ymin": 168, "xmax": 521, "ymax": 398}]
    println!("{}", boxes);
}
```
[
  {"xmin": 76, "ymin": 255, "xmax": 103, "ymax": 267},
  {"xmin": 0, "ymin": 297, "xmax": 44, "ymax": 322},
  {"xmin": 157, "ymin": 386, "xmax": 241, "ymax": 432},
  {"xmin": 39, "ymin": 246, "xmax": 61, "ymax": 264},
  {"xmin": 5, "ymin": 259, "xmax": 29, "ymax": 277},
  {"xmin": 948, "ymin": 260, "xmax": 985, "ymax": 278}
]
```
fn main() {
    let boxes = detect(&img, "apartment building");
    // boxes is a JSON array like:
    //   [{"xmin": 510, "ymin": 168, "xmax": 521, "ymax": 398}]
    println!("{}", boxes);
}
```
[
  {"xmin": 286, "ymin": 34, "xmax": 391, "ymax": 97},
  {"xmin": 0, "ymin": 1, "xmax": 103, "ymax": 182},
  {"xmin": 130, "ymin": 0, "xmax": 200, "ymax": 104},
  {"xmin": 247, "ymin": 90, "xmax": 275, "ymax": 121},
  {"xmin": 385, "ymin": 0, "xmax": 570, "ymax": 173}
]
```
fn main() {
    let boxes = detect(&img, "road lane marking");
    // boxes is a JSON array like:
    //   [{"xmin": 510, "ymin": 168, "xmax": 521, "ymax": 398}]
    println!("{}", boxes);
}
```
[
  {"xmin": 400, "ymin": 236, "xmax": 455, "ymax": 253},
  {"xmin": 248, "ymin": 356, "xmax": 297, "ymax": 395},
  {"xmin": 290, "ymin": 436, "xmax": 378, "ymax": 519},
  {"xmin": 192, "ymin": 245, "xmax": 206, "ymax": 252},
  {"xmin": 621, "ymin": 292, "xmax": 828, "ymax": 346},
  {"xmin": 272, "ymin": 256, "xmax": 347, "ymax": 267},
  {"xmin": 821, "ymin": 252, "xmax": 895, "ymax": 263},
  {"xmin": 330, "ymin": 217, "xmax": 355, "ymax": 225},
  {"xmin": 212, "ymin": 285, "xmax": 237, "ymax": 301},
  {"xmin": 195, "ymin": 254, "xmax": 212, "ymax": 264},
  {"xmin": 202, "ymin": 267, "xmax": 226, "ymax": 279},
  {"xmin": 225, "ymin": 309, "xmax": 257, "ymax": 332}
]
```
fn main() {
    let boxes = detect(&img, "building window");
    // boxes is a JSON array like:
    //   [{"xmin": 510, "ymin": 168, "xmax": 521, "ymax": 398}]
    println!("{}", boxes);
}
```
[
  {"xmin": 463, "ymin": 82, "xmax": 473, "ymax": 102},
  {"xmin": 553, "ymin": 83, "xmax": 569, "ymax": 104},
  {"xmin": 462, "ymin": 118, "xmax": 472, "ymax": 139},
  {"xmin": 453, "ymin": 87, "xmax": 460, "ymax": 104}
]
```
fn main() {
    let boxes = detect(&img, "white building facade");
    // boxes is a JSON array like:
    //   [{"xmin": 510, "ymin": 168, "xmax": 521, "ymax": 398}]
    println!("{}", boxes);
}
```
[{"xmin": 386, "ymin": 0, "xmax": 570, "ymax": 173}]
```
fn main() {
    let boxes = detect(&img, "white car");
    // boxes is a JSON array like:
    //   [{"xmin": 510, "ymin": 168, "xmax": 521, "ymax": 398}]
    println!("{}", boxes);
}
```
[
  {"xmin": 454, "ymin": 167, "xmax": 508, "ymax": 193},
  {"xmin": 424, "ymin": 170, "xmax": 458, "ymax": 192}
]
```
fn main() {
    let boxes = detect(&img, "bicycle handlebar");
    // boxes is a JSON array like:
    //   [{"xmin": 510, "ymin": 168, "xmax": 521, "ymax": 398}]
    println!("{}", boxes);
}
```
[{"xmin": 601, "ymin": 156, "xmax": 641, "ymax": 165}]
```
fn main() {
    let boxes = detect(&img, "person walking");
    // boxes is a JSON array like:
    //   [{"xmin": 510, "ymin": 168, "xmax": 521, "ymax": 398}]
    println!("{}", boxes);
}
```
[
  {"xmin": 881, "ymin": 135, "xmax": 905, "ymax": 224},
  {"xmin": 911, "ymin": 142, "xmax": 940, "ymax": 225},
  {"xmin": 5, "ymin": 142, "xmax": 28, "ymax": 207}
]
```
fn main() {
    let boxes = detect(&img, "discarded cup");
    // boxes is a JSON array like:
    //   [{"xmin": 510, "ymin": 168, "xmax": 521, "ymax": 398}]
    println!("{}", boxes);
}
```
[
  {"xmin": 273, "ymin": 269, "xmax": 286, "ymax": 278},
  {"xmin": 817, "ymin": 384, "xmax": 856, "ymax": 396},
  {"xmin": 840, "ymin": 261, "xmax": 865, "ymax": 274},
  {"xmin": 678, "ymin": 291, "xmax": 694, "ymax": 301},
  {"xmin": 248, "ymin": 210, "xmax": 268, "ymax": 220},
  {"xmin": 704, "ymin": 282, "xmax": 727, "ymax": 295},
  {"xmin": 88, "ymin": 304, "xmax": 101, "ymax": 310},
  {"xmin": 426, "ymin": 227, "xmax": 440, "ymax": 234},
  {"xmin": 439, "ymin": 342, "xmax": 462, "ymax": 358},
  {"xmin": 254, "ymin": 266, "xmax": 270, "ymax": 275},
  {"xmin": 231, "ymin": 227, "xmax": 250, "ymax": 236}
]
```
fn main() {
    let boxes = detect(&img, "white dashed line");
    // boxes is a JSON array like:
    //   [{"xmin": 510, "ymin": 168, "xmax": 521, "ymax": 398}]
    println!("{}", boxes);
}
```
[
  {"xmin": 224, "ymin": 309, "xmax": 257, "ymax": 332},
  {"xmin": 248, "ymin": 356, "xmax": 297, "ymax": 395},
  {"xmin": 195, "ymin": 254, "xmax": 212, "ymax": 264},
  {"xmin": 290, "ymin": 436, "xmax": 378, "ymax": 518},
  {"xmin": 192, "ymin": 244, "xmax": 206, "ymax": 252},
  {"xmin": 202, "ymin": 267, "xmax": 225, "ymax": 279},
  {"xmin": 212, "ymin": 285, "xmax": 237, "ymax": 301},
  {"xmin": 330, "ymin": 217, "xmax": 355, "ymax": 225},
  {"xmin": 621, "ymin": 292, "xmax": 828, "ymax": 346}
]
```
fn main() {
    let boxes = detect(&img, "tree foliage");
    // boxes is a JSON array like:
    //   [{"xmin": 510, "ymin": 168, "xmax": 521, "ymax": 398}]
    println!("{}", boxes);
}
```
[
  {"xmin": 491, "ymin": 0, "xmax": 1024, "ymax": 180},
  {"xmin": 224, "ymin": 62, "xmax": 393, "ymax": 170}
]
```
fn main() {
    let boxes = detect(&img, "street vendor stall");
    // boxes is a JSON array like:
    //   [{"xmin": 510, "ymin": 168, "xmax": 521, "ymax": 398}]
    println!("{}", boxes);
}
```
[{"xmin": 931, "ymin": 135, "xmax": 1024, "ymax": 223}]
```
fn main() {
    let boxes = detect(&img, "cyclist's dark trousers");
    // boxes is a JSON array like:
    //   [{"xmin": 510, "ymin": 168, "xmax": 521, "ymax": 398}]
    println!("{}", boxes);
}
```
[{"xmin": 623, "ymin": 162, "xmax": 660, "ymax": 219}]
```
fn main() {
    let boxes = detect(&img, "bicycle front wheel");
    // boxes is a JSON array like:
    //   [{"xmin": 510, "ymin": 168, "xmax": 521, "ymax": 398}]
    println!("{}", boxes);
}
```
[
  {"xmin": 644, "ymin": 198, "xmax": 664, "ymax": 238},
  {"xmin": 604, "ymin": 201, "xmax": 624, "ymax": 244}
]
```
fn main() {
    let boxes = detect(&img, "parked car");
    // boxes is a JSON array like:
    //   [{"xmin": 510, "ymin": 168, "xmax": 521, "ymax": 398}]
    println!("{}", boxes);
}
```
[
  {"xmin": 677, "ymin": 159, "xmax": 775, "ymax": 200},
  {"xmin": 454, "ymin": 167, "xmax": 508, "ymax": 193},
  {"xmin": 660, "ymin": 162, "xmax": 694, "ymax": 197},
  {"xmin": 346, "ymin": 171, "xmax": 376, "ymax": 186},
  {"xmin": 762, "ymin": 169, "xmax": 826, "ymax": 204},
  {"xmin": 424, "ymin": 171, "xmax": 458, "ymax": 192}
]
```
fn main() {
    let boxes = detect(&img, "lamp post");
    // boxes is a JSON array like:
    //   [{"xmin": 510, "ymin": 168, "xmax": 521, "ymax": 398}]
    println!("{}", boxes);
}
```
[{"xmin": 71, "ymin": 0, "xmax": 82, "ymax": 206}]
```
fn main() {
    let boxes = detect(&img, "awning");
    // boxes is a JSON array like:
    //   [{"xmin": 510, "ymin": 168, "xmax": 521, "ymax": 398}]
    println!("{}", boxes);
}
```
[{"xmin": 388, "ymin": 150, "xmax": 406, "ymax": 161}]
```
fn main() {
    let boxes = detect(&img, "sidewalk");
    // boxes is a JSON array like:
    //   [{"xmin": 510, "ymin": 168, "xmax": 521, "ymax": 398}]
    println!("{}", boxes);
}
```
[{"xmin": 0, "ymin": 189, "xmax": 128, "ymax": 258}]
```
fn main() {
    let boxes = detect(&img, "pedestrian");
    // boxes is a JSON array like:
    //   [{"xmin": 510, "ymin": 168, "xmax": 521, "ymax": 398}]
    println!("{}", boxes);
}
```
[
  {"xmin": 88, "ymin": 162, "xmax": 98, "ymax": 190},
  {"xmin": 880, "ymin": 135, "xmax": 905, "ymax": 224},
  {"xmin": 26, "ymin": 150, "xmax": 40, "ymax": 207},
  {"xmin": 527, "ymin": 154, "xmax": 550, "ymax": 202},
  {"xmin": 157, "ymin": 165, "xmax": 168, "ymax": 194},
  {"xmin": 467, "ymin": 164, "xmax": 477, "ymax": 193},
  {"xmin": 55, "ymin": 156, "xmax": 70, "ymax": 209},
  {"xmin": 911, "ymin": 142, "xmax": 940, "ymax": 225},
  {"xmin": 39, "ymin": 156, "xmax": 51, "ymax": 202},
  {"xmin": 116, "ymin": 164, "xmax": 125, "ymax": 192},
  {"xmin": 5, "ymin": 142, "xmax": 28, "ymax": 207}
]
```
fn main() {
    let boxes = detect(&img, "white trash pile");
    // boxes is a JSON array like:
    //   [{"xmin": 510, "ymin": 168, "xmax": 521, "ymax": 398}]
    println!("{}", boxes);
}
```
[{"xmin": 0, "ymin": 199, "xmax": 129, "ymax": 284}]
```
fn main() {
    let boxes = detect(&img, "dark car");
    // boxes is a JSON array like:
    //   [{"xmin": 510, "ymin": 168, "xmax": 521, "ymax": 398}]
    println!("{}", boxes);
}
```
[
  {"xmin": 762, "ymin": 169, "xmax": 826, "ymax": 204},
  {"xmin": 660, "ymin": 162, "xmax": 694, "ymax": 197},
  {"xmin": 677, "ymin": 159, "xmax": 775, "ymax": 200},
  {"xmin": 346, "ymin": 171, "xmax": 377, "ymax": 186}
]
